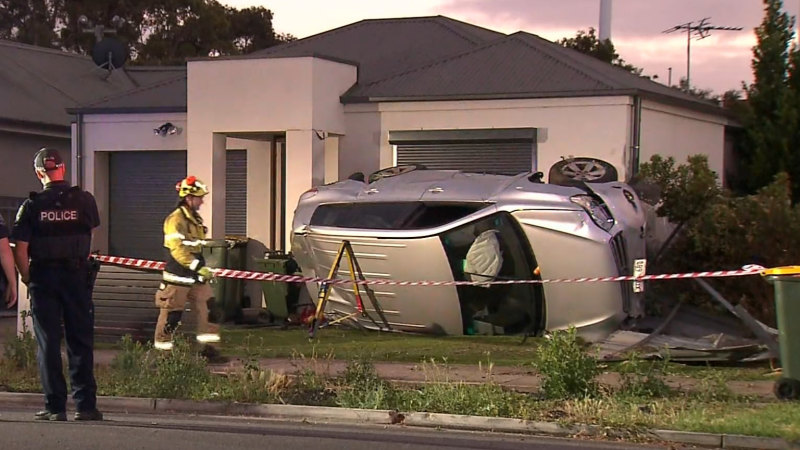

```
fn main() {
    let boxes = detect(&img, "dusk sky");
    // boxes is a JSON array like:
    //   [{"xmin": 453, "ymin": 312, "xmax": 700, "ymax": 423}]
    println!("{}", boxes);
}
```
[{"xmin": 226, "ymin": 0, "xmax": 800, "ymax": 96}]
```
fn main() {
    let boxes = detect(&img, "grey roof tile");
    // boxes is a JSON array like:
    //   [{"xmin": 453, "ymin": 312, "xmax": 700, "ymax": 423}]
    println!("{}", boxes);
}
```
[
  {"xmin": 249, "ymin": 16, "xmax": 505, "ymax": 83},
  {"xmin": 344, "ymin": 32, "xmax": 721, "ymax": 112},
  {"xmin": 0, "ymin": 40, "xmax": 186, "ymax": 125},
  {"xmin": 69, "ymin": 74, "xmax": 187, "ymax": 113}
]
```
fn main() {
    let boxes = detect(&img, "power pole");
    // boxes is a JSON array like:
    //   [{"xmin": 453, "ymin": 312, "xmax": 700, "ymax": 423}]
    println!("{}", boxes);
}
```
[{"xmin": 663, "ymin": 18, "xmax": 742, "ymax": 88}]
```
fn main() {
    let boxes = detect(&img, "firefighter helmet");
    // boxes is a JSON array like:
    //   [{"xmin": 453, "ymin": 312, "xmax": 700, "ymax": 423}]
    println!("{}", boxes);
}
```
[{"xmin": 176, "ymin": 176, "xmax": 209, "ymax": 198}]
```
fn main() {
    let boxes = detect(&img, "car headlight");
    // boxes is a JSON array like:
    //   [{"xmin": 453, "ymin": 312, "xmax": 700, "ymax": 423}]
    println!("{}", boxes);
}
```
[{"xmin": 570, "ymin": 195, "xmax": 615, "ymax": 231}]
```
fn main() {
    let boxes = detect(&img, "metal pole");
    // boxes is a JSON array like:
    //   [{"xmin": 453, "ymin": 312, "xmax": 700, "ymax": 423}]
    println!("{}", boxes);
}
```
[{"xmin": 686, "ymin": 24, "xmax": 691, "ymax": 88}]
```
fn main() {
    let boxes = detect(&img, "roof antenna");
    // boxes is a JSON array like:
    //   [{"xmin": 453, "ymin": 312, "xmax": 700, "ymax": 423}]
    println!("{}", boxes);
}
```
[
  {"xmin": 662, "ymin": 18, "xmax": 742, "ymax": 89},
  {"xmin": 80, "ymin": 15, "xmax": 128, "ymax": 76}
]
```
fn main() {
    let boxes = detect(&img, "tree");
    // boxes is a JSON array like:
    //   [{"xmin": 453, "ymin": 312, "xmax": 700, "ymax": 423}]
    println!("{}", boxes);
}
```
[
  {"xmin": 0, "ymin": 0, "xmax": 288, "ymax": 64},
  {"xmin": 736, "ymin": 0, "xmax": 800, "ymax": 199},
  {"xmin": 558, "ymin": 27, "xmax": 643, "ymax": 75}
]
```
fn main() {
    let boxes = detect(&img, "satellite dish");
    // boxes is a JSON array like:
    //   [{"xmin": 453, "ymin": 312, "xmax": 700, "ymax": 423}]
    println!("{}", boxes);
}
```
[{"xmin": 91, "ymin": 37, "xmax": 127, "ymax": 70}]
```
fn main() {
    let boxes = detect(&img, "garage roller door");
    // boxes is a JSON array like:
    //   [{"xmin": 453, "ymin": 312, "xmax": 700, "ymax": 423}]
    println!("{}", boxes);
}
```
[
  {"xmin": 109, "ymin": 151, "xmax": 187, "ymax": 260},
  {"xmin": 391, "ymin": 128, "xmax": 537, "ymax": 176}
]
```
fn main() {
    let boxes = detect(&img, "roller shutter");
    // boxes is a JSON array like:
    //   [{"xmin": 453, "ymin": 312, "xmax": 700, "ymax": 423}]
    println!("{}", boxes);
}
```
[
  {"xmin": 109, "ymin": 151, "xmax": 186, "ymax": 261},
  {"xmin": 391, "ymin": 128, "xmax": 537, "ymax": 176},
  {"xmin": 225, "ymin": 149, "xmax": 247, "ymax": 236}
]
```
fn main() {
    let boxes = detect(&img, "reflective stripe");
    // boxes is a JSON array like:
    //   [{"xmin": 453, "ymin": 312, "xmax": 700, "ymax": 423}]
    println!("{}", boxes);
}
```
[
  {"xmin": 182, "ymin": 240, "xmax": 207, "ymax": 247},
  {"xmin": 189, "ymin": 259, "xmax": 201, "ymax": 271},
  {"xmin": 196, "ymin": 333, "xmax": 221, "ymax": 343},
  {"xmin": 154, "ymin": 341, "xmax": 173, "ymax": 350},
  {"xmin": 164, "ymin": 232, "xmax": 186, "ymax": 241},
  {"xmin": 163, "ymin": 272, "xmax": 196, "ymax": 285}
]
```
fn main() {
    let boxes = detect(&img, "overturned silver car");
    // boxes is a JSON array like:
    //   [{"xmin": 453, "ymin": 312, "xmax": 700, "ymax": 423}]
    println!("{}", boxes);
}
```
[{"xmin": 291, "ymin": 162, "xmax": 647, "ymax": 341}]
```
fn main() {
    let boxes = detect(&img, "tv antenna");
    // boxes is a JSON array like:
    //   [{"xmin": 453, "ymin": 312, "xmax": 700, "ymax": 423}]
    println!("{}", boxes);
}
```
[
  {"xmin": 663, "ymin": 17, "xmax": 742, "ymax": 88},
  {"xmin": 80, "ymin": 15, "xmax": 128, "ymax": 74}
]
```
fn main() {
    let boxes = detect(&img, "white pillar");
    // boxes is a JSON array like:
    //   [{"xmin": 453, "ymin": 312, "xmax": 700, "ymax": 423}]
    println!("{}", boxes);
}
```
[
  {"xmin": 188, "ymin": 132, "xmax": 227, "ymax": 238},
  {"xmin": 324, "ymin": 135, "xmax": 339, "ymax": 184},
  {"xmin": 16, "ymin": 276, "xmax": 32, "ymax": 337},
  {"xmin": 285, "ymin": 129, "xmax": 324, "ymax": 249}
]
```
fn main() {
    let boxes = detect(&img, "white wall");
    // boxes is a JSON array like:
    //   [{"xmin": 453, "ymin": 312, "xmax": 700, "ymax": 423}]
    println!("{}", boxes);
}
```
[
  {"xmin": 79, "ymin": 112, "xmax": 188, "ymax": 252},
  {"xmin": 188, "ymin": 56, "xmax": 356, "ymax": 247},
  {"xmin": 639, "ymin": 100, "xmax": 727, "ymax": 179},
  {"xmin": 342, "ymin": 96, "xmax": 634, "ymax": 181},
  {"xmin": 0, "ymin": 128, "xmax": 70, "ymax": 198}
]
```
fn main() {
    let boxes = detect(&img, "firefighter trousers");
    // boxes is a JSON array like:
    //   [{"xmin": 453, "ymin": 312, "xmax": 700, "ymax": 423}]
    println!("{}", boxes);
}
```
[{"xmin": 154, "ymin": 283, "xmax": 219, "ymax": 345}]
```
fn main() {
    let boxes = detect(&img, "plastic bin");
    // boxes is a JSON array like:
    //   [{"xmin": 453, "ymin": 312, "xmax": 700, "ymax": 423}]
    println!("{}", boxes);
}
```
[
  {"xmin": 764, "ymin": 266, "xmax": 800, "ymax": 400},
  {"xmin": 201, "ymin": 237, "xmax": 248, "ymax": 322},
  {"xmin": 254, "ymin": 251, "xmax": 300, "ymax": 319}
]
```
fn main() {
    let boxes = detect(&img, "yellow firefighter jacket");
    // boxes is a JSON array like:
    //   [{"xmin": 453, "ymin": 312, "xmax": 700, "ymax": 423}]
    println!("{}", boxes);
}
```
[{"xmin": 162, "ymin": 205, "xmax": 208, "ymax": 285}]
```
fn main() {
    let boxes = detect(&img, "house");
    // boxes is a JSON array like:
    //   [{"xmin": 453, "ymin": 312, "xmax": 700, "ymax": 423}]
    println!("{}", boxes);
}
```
[{"xmin": 8, "ymin": 16, "xmax": 736, "ymax": 314}]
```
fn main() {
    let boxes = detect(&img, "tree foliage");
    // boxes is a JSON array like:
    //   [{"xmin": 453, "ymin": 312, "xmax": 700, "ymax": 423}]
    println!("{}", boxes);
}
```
[
  {"xmin": 735, "ymin": 0, "xmax": 800, "ymax": 200},
  {"xmin": 0, "ymin": 0, "xmax": 293, "ymax": 64},
  {"xmin": 558, "ymin": 27, "xmax": 643, "ymax": 75}
]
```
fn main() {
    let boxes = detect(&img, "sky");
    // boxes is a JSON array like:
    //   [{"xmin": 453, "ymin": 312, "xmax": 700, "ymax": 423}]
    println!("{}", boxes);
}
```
[{"xmin": 223, "ymin": 0, "xmax": 800, "ymax": 96}]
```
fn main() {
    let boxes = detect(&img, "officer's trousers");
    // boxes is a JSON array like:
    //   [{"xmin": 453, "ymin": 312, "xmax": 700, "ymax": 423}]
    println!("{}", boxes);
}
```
[
  {"xmin": 29, "ymin": 263, "xmax": 97, "ymax": 414},
  {"xmin": 154, "ymin": 282, "xmax": 219, "ymax": 345}
]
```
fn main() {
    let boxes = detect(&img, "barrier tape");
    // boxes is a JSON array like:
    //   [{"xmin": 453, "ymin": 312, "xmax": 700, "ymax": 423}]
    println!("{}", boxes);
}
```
[{"xmin": 94, "ymin": 255, "xmax": 766, "ymax": 287}]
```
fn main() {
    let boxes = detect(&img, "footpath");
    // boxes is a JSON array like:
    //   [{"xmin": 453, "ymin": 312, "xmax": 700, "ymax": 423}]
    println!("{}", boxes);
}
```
[{"xmin": 0, "ymin": 315, "xmax": 795, "ymax": 449}]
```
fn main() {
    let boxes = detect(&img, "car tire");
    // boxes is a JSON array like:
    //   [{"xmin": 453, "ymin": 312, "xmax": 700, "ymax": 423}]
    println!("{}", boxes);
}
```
[
  {"xmin": 774, "ymin": 377, "xmax": 800, "ymax": 400},
  {"xmin": 368, "ymin": 164, "xmax": 425, "ymax": 183},
  {"xmin": 549, "ymin": 157, "xmax": 618, "ymax": 186}
]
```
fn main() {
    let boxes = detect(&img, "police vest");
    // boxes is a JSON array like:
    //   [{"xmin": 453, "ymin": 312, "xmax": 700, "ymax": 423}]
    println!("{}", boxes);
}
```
[{"xmin": 27, "ymin": 186, "xmax": 93, "ymax": 261}]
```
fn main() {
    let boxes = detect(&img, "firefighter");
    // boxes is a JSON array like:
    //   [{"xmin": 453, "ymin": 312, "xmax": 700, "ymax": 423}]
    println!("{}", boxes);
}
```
[
  {"xmin": 11, "ymin": 147, "xmax": 103, "ymax": 421},
  {"xmin": 153, "ymin": 176, "xmax": 221, "ymax": 354}
]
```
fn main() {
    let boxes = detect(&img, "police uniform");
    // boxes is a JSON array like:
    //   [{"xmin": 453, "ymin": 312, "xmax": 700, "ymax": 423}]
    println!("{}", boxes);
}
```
[
  {"xmin": 11, "ymin": 148, "xmax": 101, "ymax": 421},
  {"xmin": 154, "ymin": 176, "xmax": 220, "ymax": 350}
]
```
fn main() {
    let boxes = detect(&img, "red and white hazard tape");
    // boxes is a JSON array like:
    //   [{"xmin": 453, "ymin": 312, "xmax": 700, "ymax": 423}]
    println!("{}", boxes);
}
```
[{"xmin": 94, "ymin": 254, "xmax": 766, "ymax": 287}]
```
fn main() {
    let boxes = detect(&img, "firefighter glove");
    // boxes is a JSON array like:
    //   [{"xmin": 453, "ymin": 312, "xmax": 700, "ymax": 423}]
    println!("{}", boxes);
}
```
[{"xmin": 197, "ymin": 266, "xmax": 215, "ymax": 281}]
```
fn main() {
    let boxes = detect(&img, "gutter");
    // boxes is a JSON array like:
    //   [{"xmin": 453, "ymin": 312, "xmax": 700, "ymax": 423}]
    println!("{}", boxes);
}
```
[{"xmin": 628, "ymin": 95, "xmax": 642, "ymax": 181}]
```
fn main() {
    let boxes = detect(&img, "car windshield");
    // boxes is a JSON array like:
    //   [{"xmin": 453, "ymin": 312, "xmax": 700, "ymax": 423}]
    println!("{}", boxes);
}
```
[{"xmin": 309, "ymin": 202, "xmax": 487, "ymax": 230}]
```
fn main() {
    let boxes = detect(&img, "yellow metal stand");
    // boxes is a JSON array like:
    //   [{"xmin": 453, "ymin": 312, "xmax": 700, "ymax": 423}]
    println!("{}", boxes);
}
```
[{"xmin": 308, "ymin": 240, "xmax": 390, "ymax": 338}]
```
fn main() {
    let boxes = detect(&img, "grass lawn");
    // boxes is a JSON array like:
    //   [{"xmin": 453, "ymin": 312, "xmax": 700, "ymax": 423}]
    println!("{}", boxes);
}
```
[{"xmin": 219, "ymin": 326, "xmax": 540, "ymax": 366}]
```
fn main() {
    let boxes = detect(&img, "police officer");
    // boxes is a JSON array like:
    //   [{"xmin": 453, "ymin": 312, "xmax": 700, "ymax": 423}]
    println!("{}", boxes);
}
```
[
  {"xmin": 11, "ymin": 148, "xmax": 103, "ymax": 422},
  {"xmin": 0, "ymin": 214, "xmax": 17, "ymax": 308},
  {"xmin": 153, "ymin": 176, "xmax": 221, "ymax": 354}
]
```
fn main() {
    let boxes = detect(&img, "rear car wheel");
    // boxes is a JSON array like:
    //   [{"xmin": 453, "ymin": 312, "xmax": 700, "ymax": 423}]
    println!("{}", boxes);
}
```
[
  {"xmin": 549, "ymin": 157, "xmax": 618, "ymax": 185},
  {"xmin": 774, "ymin": 377, "xmax": 800, "ymax": 400}
]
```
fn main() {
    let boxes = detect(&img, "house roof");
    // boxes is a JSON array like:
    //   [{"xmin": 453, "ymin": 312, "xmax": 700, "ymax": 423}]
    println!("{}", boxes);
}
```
[
  {"xmin": 68, "ymin": 73, "xmax": 187, "ymax": 114},
  {"xmin": 248, "ymin": 16, "xmax": 504, "ymax": 84},
  {"xmin": 0, "ymin": 40, "xmax": 185, "ymax": 125},
  {"xmin": 342, "ymin": 32, "xmax": 721, "ymax": 113}
]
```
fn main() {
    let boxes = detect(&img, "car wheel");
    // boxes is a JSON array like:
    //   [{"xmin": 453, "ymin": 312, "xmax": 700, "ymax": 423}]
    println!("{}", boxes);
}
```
[
  {"xmin": 774, "ymin": 377, "xmax": 800, "ymax": 400},
  {"xmin": 368, "ymin": 164, "xmax": 424, "ymax": 183},
  {"xmin": 549, "ymin": 157, "xmax": 618, "ymax": 185}
]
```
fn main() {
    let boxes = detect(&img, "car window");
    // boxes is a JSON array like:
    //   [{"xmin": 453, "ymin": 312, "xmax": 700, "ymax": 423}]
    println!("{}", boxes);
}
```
[{"xmin": 309, "ymin": 202, "xmax": 486, "ymax": 230}]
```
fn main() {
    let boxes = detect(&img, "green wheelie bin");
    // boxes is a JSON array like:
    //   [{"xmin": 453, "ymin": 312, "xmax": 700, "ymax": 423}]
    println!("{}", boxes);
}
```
[
  {"xmin": 254, "ymin": 251, "xmax": 300, "ymax": 320},
  {"xmin": 764, "ymin": 266, "xmax": 800, "ymax": 400},
  {"xmin": 201, "ymin": 238, "xmax": 248, "ymax": 322}
]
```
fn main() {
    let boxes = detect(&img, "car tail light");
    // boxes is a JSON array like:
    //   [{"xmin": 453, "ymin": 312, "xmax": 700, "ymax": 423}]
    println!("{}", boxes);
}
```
[{"xmin": 570, "ymin": 194, "xmax": 615, "ymax": 231}]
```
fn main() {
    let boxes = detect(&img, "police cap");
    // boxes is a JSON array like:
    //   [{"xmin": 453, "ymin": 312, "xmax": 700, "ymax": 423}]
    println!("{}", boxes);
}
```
[{"xmin": 34, "ymin": 147, "xmax": 64, "ymax": 171}]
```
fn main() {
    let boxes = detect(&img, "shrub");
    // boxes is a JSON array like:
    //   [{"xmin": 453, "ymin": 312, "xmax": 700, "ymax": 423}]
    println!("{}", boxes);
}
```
[
  {"xmin": 533, "ymin": 327, "xmax": 599, "ymax": 399},
  {"xmin": 638, "ymin": 155, "xmax": 799, "ymax": 325}
]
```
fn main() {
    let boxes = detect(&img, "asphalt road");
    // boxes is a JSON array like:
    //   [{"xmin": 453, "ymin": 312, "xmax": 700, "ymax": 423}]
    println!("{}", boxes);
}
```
[{"xmin": 0, "ymin": 407, "xmax": 667, "ymax": 450}]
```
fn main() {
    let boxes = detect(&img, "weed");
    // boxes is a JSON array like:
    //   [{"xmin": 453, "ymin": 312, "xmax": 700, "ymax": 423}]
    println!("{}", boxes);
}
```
[
  {"xmin": 335, "ymin": 358, "xmax": 396, "ymax": 409},
  {"xmin": 2, "ymin": 310, "xmax": 37, "ymax": 370},
  {"xmin": 533, "ymin": 327, "xmax": 599, "ymax": 399},
  {"xmin": 615, "ymin": 352, "xmax": 673, "ymax": 398}
]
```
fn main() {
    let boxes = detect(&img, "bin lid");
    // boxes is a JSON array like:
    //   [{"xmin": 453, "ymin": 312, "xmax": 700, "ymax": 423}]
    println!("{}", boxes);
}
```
[{"xmin": 762, "ymin": 266, "xmax": 800, "ymax": 276}]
